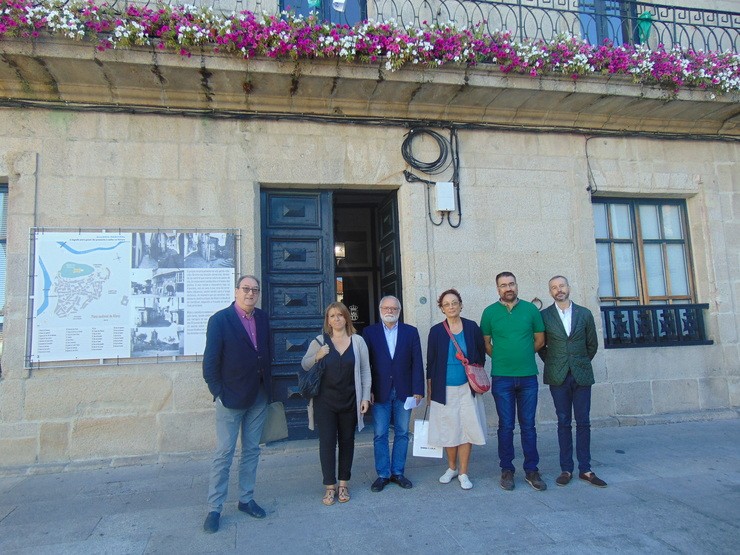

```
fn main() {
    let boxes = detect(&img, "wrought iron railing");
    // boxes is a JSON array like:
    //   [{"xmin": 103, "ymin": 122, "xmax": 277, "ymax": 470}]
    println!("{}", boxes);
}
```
[
  {"xmin": 600, "ymin": 303, "xmax": 713, "ymax": 349},
  {"xmin": 104, "ymin": 0, "xmax": 740, "ymax": 52}
]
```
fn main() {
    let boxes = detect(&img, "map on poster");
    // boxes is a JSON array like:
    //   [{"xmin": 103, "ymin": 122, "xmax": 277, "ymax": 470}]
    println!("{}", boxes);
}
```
[{"xmin": 29, "ymin": 230, "xmax": 236, "ymax": 365}]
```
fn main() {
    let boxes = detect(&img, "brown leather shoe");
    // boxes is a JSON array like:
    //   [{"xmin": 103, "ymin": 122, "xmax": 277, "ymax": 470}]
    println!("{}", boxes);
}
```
[
  {"xmin": 525, "ymin": 471, "xmax": 547, "ymax": 491},
  {"xmin": 555, "ymin": 471, "xmax": 572, "ymax": 486},
  {"xmin": 579, "ymin": 472, "xmax": 607, "ymax": 488},
  {"xmin": 500, "ymin": 470, "xmax": 515, "ymax": 491}
]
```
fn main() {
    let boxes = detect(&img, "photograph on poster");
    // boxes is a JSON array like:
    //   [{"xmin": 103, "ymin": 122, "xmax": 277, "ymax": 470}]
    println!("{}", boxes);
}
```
[
  {"xmin": 130, "ymin": 268, "xmax": 185, "ymax": 357},
  {"xmin": 183, "ymin": 232, "xmax": 236, "ymax": 268},
  {"xmin": 131, "ymin": 232, "xmax": 184, "ymax": 269}
]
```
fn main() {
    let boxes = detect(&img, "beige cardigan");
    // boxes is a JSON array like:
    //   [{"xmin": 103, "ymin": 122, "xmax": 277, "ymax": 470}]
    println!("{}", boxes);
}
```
[{"xmin": 301, "ymin": 333, "xmax": 372, "ymax": 431}]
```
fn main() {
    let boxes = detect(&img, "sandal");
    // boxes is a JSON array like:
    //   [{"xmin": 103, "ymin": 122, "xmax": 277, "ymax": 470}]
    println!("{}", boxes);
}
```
[
  {"xmin": 322, "ymin": 487, "xmax": 336, "ymax": 506},
  {"xmin": 337, "ymin": 485, "xmax": 350, "ymax": 503}
]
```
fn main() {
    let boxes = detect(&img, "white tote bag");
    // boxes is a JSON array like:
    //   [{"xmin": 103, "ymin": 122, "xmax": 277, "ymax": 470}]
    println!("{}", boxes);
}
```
[{"xmin": 412, "ymin": 418, "xmax": 443, "ymax": 458}]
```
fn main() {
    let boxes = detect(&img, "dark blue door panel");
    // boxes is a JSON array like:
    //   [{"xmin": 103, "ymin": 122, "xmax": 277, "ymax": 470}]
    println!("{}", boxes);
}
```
[{"xmin": 261, "ymin": 190, "xmax": 334, "ymax": 438}]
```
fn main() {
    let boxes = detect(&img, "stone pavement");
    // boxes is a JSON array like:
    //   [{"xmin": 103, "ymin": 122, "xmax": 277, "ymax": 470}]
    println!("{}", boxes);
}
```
[{"xmin": 0, "ymin": 417, "xmax": 738, "ymax": 554}]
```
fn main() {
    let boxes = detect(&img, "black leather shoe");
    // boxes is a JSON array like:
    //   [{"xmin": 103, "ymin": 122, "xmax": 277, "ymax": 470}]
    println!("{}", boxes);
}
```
[
  {"xmin": 371, "ymin": 477, "xmax": 390, "ymax": 492},
  {"xmin": 238, "ymin": 499, "xmax": 266, "ymax": 519},
  {"xmin": 390, "ymin": 474, "xmax": 413, "ymax": 489},
  {"xmin": 203, "ymin": 511, "xmax": 220, "ymax": 533}
]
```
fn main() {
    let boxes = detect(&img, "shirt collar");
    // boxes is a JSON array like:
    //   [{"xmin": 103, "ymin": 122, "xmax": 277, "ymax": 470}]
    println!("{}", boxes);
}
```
[
  {"xmin": 234, "ymin": 303, "xmax": 255, "ymax": 320},
  {"xmin": 498, "ymin": 298, "xmax": 519, "ymax": 310}
]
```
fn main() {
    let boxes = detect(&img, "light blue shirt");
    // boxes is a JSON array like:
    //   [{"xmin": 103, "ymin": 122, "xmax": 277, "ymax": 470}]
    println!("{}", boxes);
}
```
[{"xmin": 383, "ymin": 322, "xmax": 398, "ymax": 359}]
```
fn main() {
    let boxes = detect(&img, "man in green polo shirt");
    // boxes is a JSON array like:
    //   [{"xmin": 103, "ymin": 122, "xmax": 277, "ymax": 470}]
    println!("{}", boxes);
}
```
[{"xmin": 480, "ymin": 271, "xmax": 546, "ymax": 492}]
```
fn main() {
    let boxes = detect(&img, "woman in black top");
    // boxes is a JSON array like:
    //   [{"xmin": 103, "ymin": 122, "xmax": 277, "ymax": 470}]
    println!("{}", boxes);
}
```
[{"xmin": 302, "ymin": 302, "xmax": 371, "ymax": 505}]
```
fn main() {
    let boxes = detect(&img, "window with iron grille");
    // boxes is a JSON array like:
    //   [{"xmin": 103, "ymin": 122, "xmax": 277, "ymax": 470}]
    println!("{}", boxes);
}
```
[
  {"xmin": 593, "ymin": 198, "xmax": 711, "ymax": 348},
  {"xmin": 579, "ymin": 0, "xmax": 639, "ymax": 45}
]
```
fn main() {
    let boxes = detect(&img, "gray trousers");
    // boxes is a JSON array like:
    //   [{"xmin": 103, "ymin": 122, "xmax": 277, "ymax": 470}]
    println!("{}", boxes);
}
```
[{"xmin": 206, "ymin": 386, "xmax": 267, "ymax": 513}]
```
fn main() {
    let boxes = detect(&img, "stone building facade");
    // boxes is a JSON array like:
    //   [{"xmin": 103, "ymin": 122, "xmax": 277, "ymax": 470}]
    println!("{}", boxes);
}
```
[{"xmin": 0, "ymin": 3, "xmax": 737, "ymax": 469}]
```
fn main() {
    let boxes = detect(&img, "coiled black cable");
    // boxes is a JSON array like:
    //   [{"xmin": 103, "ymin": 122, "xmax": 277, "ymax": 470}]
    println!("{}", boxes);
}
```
[
  {"xmin": 401, "ymin": 128, "xmax": 451, "ymax": 175},
  {"xmin": 401, "ymin": 127, "xmax": 462, "ymax": 228}
]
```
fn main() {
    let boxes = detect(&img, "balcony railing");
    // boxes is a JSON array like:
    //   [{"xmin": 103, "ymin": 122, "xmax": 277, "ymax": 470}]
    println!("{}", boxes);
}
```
[
  {"xmin": 600, "ymin": 303, "xmax": 713, "ymax": 349},
  {"xmin": 106, "ymin": 1, "xmax": 739, "ymax": 52}
]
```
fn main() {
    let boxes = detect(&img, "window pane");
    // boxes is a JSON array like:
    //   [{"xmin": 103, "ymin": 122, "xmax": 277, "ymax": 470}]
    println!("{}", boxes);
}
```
[
  {"xmin": 662, "ymin": 205, "xmax": 683, "ymax": 239},
  {"xmin": 614, "ymin": 243, "xmax": 637, "ymax": 297},
  {"xmin": 0, "ymin": 192, "xmax": 6, "ymax": 237},
  {"xmin": 578, "ymin": 0, "xmax": 627, "ymax": 45},
  {"xmin": 667, "ymin": 244, "xmax": 689, "ymax": 296},
  {"xmin": 0, "ymin": 243, "xmax": 5, "ymax": 322},
  {"xmin": 644, "ymin": 244, "xmax": 666, "ymax": 297},
  {"xmin": 593, "ymin": 203, "xmax": 608, "ymax": 239},
  {"xmin": 609, "ymin": 204, "xmax": 632, "ymax": 239},
  {"xmin": 639, "ymin": 205, "xmax": 660, "ymax": 239},
  {"xmin": 596, "ymin": 243, "xmax": 614, "ymax": 297}
]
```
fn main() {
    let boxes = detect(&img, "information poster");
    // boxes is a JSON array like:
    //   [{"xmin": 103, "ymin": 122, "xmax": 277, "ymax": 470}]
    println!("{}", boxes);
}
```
[{"xmin": 29, "ymin": 230, "xmax": 236, "ymax": 364}]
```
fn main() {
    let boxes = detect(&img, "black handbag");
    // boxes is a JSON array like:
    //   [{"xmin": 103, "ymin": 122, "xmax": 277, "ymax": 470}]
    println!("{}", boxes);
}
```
[{"xmin": 299, "ymin": 335, "xmax": 327, "ymax": 399}]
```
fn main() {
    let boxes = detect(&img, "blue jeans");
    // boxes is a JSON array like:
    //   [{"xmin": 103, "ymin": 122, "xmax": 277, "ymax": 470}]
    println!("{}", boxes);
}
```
[
  {"xmin": 491, "ymin": 375, "xmax": 539, "ymax": 473},
  {"xmin": 207, "ymin": 386, "xmax": 267, "ymax": 513},
  {"xmin": 373, "ymin": 387, "xmax": 412, "ymax": 478},
  {"xmin": 549, "ymin": 372, "xmax": 592, "ymax": 474}
]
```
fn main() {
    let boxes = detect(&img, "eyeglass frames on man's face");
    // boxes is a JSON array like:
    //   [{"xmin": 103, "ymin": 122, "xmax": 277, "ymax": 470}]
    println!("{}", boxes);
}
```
[
  {"xmin": 441, "ymin": 301, "xmax": 460, "ymax": 308},
  {"xmin": 240, "ymin": 287, "xmax": 260, "ymax": 294},
  {"xmin": 380, "ymin": 306, "xmax": 400, "ymax": 312}
]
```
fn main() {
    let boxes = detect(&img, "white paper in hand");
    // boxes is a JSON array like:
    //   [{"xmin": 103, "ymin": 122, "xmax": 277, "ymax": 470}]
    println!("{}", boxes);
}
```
[{"xmin": 404, "ymin": 396, "xmax": 419, "ymax": 410}]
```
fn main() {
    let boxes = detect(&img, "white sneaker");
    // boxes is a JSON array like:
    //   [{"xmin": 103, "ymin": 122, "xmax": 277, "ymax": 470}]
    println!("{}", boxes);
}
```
[
  {"xmin": 458, "ymin": 474, "xmax": 473, "ymax": 490},
  {"xmin": 439, "ymin": 468, "xmax": 459, "ymax": 484}
]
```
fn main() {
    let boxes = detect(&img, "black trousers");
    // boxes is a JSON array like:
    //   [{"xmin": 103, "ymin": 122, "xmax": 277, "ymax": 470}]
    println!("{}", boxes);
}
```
[{"xmin": 313, "ymin": 398, "xmax": 357, "ymax": 485}]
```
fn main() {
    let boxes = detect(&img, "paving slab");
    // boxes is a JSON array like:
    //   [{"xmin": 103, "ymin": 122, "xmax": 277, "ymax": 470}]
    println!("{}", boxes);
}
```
[{"xmin": 0, "ymin": 418, "xmax": 737, "ymax": 554}]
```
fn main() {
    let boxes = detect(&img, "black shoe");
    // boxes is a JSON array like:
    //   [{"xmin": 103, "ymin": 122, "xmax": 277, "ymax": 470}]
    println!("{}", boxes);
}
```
[
  {"xmin": 390, "ymin": 474, "xmax": 413, "ymax": 489},
  {"xmin": 500, "ymin": 470, "xmax": 515, "ymax": 491},
  {"xmin": 555, "ymin": 471, "xmax": 572, "ymax": 486},
  {"xmin": 203, "ymin": 511, "xmax": 220, "ymax": 533},
  {"xmin": 238, "ymin": 499, "xmax": 266, "ymax": 519},
  {"xmin": 579, "ymin": 472, "xmax": 607, "ymax": 488},
  {"xmin": 525, "ymin": 471, "xmax": 547, "ymax": 491},
  {"xmin": 371, "ymin": 477, "xmax": 390, "ymax": 492}
]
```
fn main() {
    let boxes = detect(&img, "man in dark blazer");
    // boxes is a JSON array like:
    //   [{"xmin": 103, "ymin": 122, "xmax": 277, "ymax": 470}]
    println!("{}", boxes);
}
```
[
  {"xmin": 363, "ymin": 295, "xmax": 424, "ymax": 492},
  {"xmin": 202, "ymin": 275, "xmax": 272, "ymax": 533},
  {"xmin": 539, "ymin": 275, "xmax": 606, "ymax": 488}
]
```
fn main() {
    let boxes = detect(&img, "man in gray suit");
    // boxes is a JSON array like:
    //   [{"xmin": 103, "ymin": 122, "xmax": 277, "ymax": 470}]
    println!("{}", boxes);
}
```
[{"xmin": 539, "ymin": 276, "xmax": 606, "ymax": 488}]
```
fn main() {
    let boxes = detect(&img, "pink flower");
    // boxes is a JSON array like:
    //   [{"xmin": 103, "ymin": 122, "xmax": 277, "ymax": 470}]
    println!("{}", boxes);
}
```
[{"xmin": 0, "ymin": 1, "xmax": 736, "ymax": 95}]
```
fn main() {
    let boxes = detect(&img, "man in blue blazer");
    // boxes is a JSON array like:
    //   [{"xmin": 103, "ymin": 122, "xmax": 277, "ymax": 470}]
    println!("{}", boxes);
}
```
[
  {"xmin": 539, "ymin": 275, "xmax": 606, "ymax": 488},
  {"xmin": 363, "ymin": 296, "xmax": 424, "ymax": 492},
  {"xmin": 202, "ymin": 275, "xmax": 273, "ymax": 533}
]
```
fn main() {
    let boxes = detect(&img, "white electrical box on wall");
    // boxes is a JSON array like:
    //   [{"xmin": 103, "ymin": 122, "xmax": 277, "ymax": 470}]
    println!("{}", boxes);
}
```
[{"xmin": 435, "ymin": 182, "xmax": 456, "ymax": 212}]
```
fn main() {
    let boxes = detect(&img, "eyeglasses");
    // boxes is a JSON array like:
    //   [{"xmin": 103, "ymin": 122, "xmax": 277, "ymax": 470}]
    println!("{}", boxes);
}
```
[
  {"xmin": 441, "ymin": 301, "xmax": 460, "ymax": 308},
  {"xmin": 239, "ymin": 287, "xmax": 260, "ymax": 294},
  {"xmin": 497, "ymin": 282, "xmax": 517, "ymax": 289},
  {"xmin": 380, "ymin": 306, "xmax": 400, "ymax": 312}
]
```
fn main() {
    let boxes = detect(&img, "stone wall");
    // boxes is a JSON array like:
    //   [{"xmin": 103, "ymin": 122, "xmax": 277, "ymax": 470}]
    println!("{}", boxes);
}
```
[{"xmin": 0, "ymin": 111, "xmax": 736, "ymax": 468}]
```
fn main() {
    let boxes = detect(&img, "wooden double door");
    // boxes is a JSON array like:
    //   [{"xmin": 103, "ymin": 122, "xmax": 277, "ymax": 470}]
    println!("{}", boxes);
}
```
[{"xmin": 260, "ymin": 190, "xmax": 401, "ymax": 438}]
